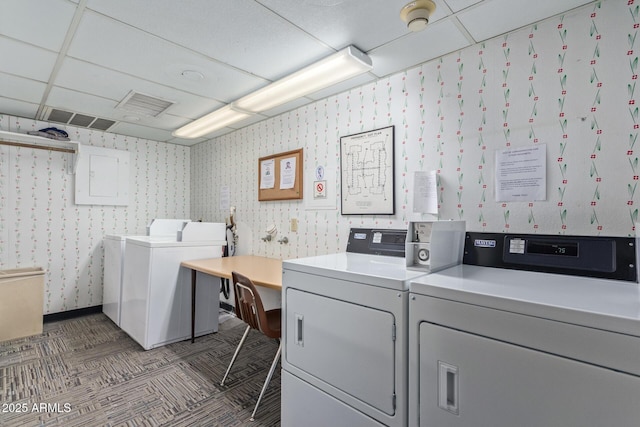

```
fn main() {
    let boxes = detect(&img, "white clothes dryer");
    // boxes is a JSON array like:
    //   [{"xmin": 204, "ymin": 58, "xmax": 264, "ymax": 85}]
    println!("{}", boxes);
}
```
[
  {"xmin": 408, "ymin": 233, "xmax": 640, "ymax": 427},
  {"xmin": 281, "ymin": 228, "xmax": 428, "ymax": 427}
]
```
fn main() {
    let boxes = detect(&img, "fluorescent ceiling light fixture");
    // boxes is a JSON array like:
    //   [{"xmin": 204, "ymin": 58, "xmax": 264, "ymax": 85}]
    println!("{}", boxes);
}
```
[
  {"xmin": 173, "ymin": 45, "xmax": 372, "ymax": 139},
  {"xmin": 172, "ymin": 105, "xmax": 251, "ymax": 139},
  {"xmin": 234, "ymin": 46, "xmax": 372, "ymax": 113}
]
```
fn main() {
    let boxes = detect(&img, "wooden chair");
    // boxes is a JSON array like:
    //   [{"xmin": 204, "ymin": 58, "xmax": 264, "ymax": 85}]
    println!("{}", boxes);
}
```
[{"xmin": 221, "ymin": 271, "xmax": 282, "ymax": 421}]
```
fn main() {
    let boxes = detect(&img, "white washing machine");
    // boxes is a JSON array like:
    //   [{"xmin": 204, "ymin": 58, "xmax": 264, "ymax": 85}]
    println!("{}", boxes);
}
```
[
  {"xmin": 120, "ymin": 225, "xmax": 226, "ymax": 350},
  {"xmin": 102, "ymin": 219, "xmax": 190, "ymax": 326},
  {"xmin": 281, "ymin": 228, "xmax": 431, "ymax": 427},
  {"xmin": 408, "ymin": 233, "xmax": 640, "ymax": 426}
]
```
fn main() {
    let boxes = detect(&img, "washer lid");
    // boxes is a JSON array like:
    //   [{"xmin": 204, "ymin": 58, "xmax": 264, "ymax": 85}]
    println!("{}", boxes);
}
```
[{"xmin": 125, "ymin": 235, "xmax": 226, "ymax": 248}]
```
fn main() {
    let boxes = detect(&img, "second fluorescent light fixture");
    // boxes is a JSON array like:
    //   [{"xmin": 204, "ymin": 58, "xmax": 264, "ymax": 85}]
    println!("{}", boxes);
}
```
[
  {"xmin": 173, "ymin": 45, "xmax": 372, "ymax": 139},
  {"xmin": 172, "ymin": 105, "xmax": 251, "ymax": 139}
]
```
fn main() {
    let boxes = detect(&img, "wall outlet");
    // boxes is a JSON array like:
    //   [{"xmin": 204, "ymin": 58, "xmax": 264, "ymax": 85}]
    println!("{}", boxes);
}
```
[{"xmin": 290, "ymin": 218, "xmax": 298, "ymax": 232}]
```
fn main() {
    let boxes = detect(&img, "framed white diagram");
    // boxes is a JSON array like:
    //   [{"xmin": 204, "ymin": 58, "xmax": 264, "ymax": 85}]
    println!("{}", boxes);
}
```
[{"xmin": 340, "ymin": 125, "xmax": 395, "ymax": 215}]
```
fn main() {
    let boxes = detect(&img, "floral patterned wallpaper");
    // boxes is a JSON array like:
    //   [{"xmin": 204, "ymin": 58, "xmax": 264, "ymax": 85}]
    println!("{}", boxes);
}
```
[
  {"xmin": 192, "ymin": 0, "xmax": 640, "ymax": 260},
  {"xmin": 0, "ymin": 115, "xmax": 190, "ymax": 314}
]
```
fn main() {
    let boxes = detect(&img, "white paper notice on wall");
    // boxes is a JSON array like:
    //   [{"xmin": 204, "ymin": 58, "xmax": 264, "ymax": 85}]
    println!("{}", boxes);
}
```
[
  {"xmin": 413, "ymin": 170, "xmax": 438, "ymax": 214},
  {"xmin": 495, "ymin": 144, "xmax": 546, "ymax": 202},
  {"xmin": 75, "ymin": 145, "xmax": 129, "ymax": 206},
  {"xmin": 280, "ymin": 156, "xmax": 296, "ymax": 189},
  {"xmin": 260, "ymin": 158, "xmax": 275, "ymax": 189}
]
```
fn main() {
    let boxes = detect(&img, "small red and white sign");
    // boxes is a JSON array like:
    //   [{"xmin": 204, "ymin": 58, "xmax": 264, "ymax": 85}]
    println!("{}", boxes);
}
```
[{"xmin": 314, "ymin": 180, "xmax": 326, "ymax": 199}]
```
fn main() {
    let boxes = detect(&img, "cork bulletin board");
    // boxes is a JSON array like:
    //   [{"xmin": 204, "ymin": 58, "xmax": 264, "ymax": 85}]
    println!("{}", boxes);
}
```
[{"xmin": 258, "ymin": 148, "xmax": 303, "ymax": 201}]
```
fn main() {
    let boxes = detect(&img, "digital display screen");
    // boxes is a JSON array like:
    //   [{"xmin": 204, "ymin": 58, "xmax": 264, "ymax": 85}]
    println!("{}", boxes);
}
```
[
  {"xmin": 527, "ymin": 241, "xmax": 578, "ymax": 257},
  {"xmin": 381, "ymin": 232, "xmax": 406, "ymax": 245}
]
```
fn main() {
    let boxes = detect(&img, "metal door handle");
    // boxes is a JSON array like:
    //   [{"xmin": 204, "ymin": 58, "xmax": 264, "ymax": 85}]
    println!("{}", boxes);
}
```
[
  {"xmin": 438, "ymin": 361, "xmax": 459, "ymax": 415},
  {"xmin": 294, "ymin": 313, "xmax": 304, "ymax": 347}
]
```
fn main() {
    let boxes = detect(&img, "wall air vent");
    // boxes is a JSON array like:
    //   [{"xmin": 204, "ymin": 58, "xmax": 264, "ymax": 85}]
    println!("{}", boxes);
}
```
[
  {"xmin": 42, "ymin": 108, "xmax": 117, "ymax": 131},
  {"xmin": 116, "ymin": 90, "xmax": 174, "ymax": 117}
]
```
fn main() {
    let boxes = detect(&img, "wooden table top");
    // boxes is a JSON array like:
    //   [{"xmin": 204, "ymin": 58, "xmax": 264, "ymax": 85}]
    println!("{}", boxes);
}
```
[{"xmin": 181, "ymin": 255, "xmax": 282, "ymax": 290}]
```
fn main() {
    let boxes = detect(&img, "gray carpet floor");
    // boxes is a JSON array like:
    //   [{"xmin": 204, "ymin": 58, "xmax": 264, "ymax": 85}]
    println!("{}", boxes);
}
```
[{"xmin": 0, "ymin": 312, "xmax": 281, "ymax": 426}]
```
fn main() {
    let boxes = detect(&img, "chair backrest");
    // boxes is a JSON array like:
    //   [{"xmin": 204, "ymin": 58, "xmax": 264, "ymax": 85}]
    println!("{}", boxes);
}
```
[{"xmin": 232, "ymin": 271, "xmax": 277, "ymax": 337}]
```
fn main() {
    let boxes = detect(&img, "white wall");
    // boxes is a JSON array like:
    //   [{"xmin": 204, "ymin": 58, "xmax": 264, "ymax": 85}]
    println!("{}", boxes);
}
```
[
  {"xmin": 0, "ymin": 115, "xmax": 190, "ymax": 314},
  {"xmin": 192, "ymin": 1, "xmax": 639, "ymax": 259}
]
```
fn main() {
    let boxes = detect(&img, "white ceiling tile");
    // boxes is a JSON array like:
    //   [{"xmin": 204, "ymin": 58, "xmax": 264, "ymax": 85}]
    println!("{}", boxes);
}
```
[
  {"xmin": 370, "ymin": 19, "xmax": 471, "ymax": 78},
  {"xmin": 0, "ymin": 0, "xmax": 76, "ymax": 51},
  {"xmin": 456, "ymin": 0, "xmax": 593, "ymax": 42},
  {"xmin": 55, "ymin": 58, "xmax": 225, "ymax": 120},
  {"xmin": 46, "ymin": 86, "xmax": 118, "ymax": 116},
  {"xmin": 442, "ymin": 0, "xmax": 484, "ymax": 13},
  {"xmin": 0, "ymin": 74, "xmax": 47, "ymax": 104},
  {"xmin": 257, "ymin": 0, "xmax": 409, "ymax": 51},
  {"xmin": 0, "ymin": 98, "xmax": 39, "ymax": 120},
  {"xmin": 66, "ymin": 11, "xmax": 268, "ymax": 102},
  {"xmin": 0, "ymin": 38, "xmax": 57, "ymax": 82},
  {"xmin": 85, "ymin": 0, "xmax": 333, "ymax": 81}
]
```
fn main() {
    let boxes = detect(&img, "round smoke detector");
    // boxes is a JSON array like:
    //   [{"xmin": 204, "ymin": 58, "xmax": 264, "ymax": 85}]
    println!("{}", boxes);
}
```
[{"xmin": 400, "ymin": 0, "xmax": 436, "ymax": 32}]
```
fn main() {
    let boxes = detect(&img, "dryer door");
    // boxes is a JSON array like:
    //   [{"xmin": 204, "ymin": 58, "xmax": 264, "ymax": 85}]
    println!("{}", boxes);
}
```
[
  {"xmin": 417, "ymin": 322, "xmax": 640, "ymax": 427},
  {"xmin": 285, "ymin": 288, "xmax": 396, "ymax": 415}
]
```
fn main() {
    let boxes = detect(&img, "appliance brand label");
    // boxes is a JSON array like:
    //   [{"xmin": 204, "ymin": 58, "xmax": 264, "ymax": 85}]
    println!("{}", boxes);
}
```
[
  {"xmin": 354, "ymin": 233, "xmax": 367, "ymax": 240},
  {"xmin": 474, "ymin": 239, "xmax": 496, "ymax": 248}
]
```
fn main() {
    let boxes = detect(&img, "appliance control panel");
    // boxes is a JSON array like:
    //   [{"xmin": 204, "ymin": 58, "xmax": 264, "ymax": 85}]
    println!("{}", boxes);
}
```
[
  {"xmin": 347, "ymin": 228, "xmax": 407, "ymax": 257},
  {"xmin": 464, "ymin": 232, "xmax": 638, "ymax": 282}
]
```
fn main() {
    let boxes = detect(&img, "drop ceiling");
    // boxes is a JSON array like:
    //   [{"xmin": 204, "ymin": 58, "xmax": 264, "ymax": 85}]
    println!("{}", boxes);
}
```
[{"xmin": 0, "ymin": 0, "xmax": 595, "ymax": 146}]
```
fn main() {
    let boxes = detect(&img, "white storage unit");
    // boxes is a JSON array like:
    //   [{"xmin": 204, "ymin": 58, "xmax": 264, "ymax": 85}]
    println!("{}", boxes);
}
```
[
  {"xmin": 120, "ymin": 235, "xmax": 225, "ymax": 350},
  {"xmin": 282, "ymin": 228, "xmax": 428, "ymax": 427},
  {"xmin": 409, "ymin": 264, "xmax": 640, "ymax": 427}
]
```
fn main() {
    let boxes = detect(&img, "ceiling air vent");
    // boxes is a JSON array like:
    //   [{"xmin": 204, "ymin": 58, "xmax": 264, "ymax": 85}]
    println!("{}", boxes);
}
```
[
  {"xmin": 42, "ymin": 108, "xmax": 117, "ymax": 131},
  {"xmin": 116, "ymin": 90, "xmax": 174, "ymax": 117}
]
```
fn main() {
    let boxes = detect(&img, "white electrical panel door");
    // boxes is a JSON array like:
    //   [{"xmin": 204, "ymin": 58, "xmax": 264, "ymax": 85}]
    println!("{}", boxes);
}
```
[
  {"xmin": 285, "ymin": 288, "xmax": 397, "ymax": 415},
  {"xmin": 416, "ymin": 322, "xmax": 640, "ymax": 427},
  {"xmin": 75, "ymin": 145, "xmax": 129, "ymax": 205}
]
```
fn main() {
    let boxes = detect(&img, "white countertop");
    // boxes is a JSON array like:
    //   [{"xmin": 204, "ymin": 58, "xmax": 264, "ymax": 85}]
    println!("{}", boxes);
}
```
[{"xmin": 410, "ymin": 265, "xmax": 640, "ymax": 337}]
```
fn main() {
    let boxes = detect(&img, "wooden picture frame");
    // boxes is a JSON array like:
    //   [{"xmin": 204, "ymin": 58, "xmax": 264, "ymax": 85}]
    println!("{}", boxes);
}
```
[
  {"xmin": 340, "ymin": 126, "xmax": 395, "ymax": 215},
  {"xmin": 258, "ymin": 148, "xmax": 303, "ymax": 201}
]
